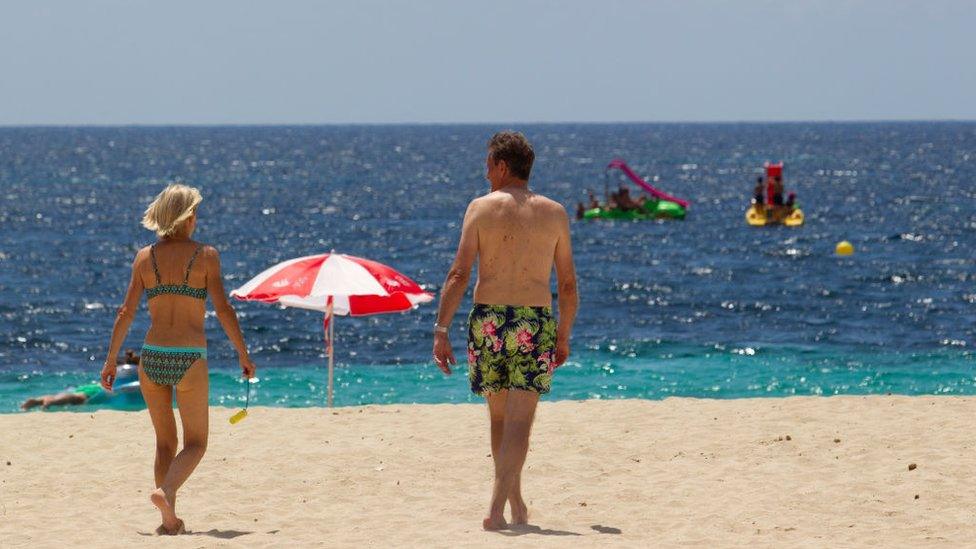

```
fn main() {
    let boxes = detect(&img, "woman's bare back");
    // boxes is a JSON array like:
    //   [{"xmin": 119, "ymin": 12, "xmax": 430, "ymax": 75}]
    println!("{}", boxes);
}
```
[{"xmin": 139, "ymin": 240, "xmax": 209, "ymax": 346}]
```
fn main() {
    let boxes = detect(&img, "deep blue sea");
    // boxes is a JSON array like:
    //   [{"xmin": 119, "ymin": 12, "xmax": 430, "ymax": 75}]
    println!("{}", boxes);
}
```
[{"xmin": 1, "ymin": 123, "xmax": 974, "ymax": 412}]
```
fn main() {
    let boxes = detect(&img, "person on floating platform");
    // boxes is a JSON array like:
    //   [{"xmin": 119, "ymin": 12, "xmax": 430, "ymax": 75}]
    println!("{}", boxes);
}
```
[
  {"xmin": 615, "ymin": 185, "xmax": 640, "ymax": 211},
  {"xmin": 771, "ymin": 176, "xmax": 785, "ymax": 208},
  {"xmin": 588, "ymin": 191, "xmax": 599, "ymax": 210},
  {"xmin": 576, "ymin": 189, "xmax": 601, "ymax": 219},
  {"xmin": 752, "ymin": 177, "xmax": 765, "ymax": 208}
]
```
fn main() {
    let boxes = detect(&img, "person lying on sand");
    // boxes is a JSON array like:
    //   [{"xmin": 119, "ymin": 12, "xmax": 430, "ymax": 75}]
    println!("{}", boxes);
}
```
[
  {"xmin": 20, "ymin": 363, "xmax": 138, "ymax": 410},
  {"xmin": 21, "ymin": 382, "xmax": 105, "ymax": 410}
]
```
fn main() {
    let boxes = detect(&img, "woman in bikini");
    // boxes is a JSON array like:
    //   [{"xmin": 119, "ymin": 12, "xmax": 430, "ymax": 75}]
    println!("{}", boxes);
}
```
[{"xmin": 101, "ymin": 183, "xmax": 257, "ymax": 535}]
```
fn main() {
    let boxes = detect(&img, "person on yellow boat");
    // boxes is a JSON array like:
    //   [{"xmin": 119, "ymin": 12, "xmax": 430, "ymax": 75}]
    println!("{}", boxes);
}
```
[
  {"xmin": 752, "ymin": 177, "xmax": 765, "ymax": 207},
  {"xmin": 770, "ymin": 175, "xmax": 785, "ymax": 207}
]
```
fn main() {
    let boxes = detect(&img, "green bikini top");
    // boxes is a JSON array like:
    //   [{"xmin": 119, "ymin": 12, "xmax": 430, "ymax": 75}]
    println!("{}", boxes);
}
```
[{"xmin": 146, "ymin": 244, "xmax": 208, "ymax": 300}]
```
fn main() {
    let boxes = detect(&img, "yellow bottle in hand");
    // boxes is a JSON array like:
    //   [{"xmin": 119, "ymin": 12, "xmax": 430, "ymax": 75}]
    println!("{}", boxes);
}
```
[
  {"xmin": 229, "ymin": 377, "xmax": 252, "ymax": 425},
  {"xmin": 229, "ymin": 409, "xmax": 248, "ymax": 424}
]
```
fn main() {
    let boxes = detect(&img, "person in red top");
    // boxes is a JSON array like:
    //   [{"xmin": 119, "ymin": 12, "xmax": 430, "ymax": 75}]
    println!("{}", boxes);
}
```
[{"xmin": 771, "ymin": 176, "xmax": 785, "ymax": 206}]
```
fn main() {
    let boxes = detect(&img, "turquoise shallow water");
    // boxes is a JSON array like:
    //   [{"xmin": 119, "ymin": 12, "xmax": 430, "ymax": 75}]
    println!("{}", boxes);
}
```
[{"xmin": 4, "ymin": 343, "xmax": 973, "ymax": 412}]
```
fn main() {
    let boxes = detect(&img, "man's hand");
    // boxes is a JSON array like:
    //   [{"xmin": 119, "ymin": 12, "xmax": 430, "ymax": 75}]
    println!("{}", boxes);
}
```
[
  {"xmin": 100, "ymin": 361, "xmax": 117, "ymax": 391},
  {"xmin": 433, "ymin": 332, "xmax": 456, "ymax": 375},
  {"xmin": 553, "ymin": 336, "xmax": 570, "ymax": 372}
]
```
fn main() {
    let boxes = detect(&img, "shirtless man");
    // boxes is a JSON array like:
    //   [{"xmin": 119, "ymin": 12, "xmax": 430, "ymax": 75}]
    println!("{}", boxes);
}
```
[{"xmin": 432, "ymin": 131, "xmax": 579, "ymax": 530}]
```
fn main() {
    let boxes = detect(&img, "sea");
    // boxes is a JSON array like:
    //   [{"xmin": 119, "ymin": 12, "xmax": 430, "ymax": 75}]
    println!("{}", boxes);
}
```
[{"xmin": 1, "ymin": 122, "xmax": 974, "ymax": 412}]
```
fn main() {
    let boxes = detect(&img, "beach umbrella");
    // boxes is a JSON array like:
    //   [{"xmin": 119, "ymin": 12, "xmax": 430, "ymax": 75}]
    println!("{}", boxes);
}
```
[{"xmin": 230, "ymin": 252, "xmax": 434, "ymax": 407}]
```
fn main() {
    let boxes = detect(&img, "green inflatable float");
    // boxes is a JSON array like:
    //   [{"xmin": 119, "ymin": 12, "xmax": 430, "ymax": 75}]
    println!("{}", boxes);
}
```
[
  {"xmin": 583, "ymin": 199, "xmax": 686, "ymax": 220},
  {"xmin": 581, "ymin": 159, "xmax": 689, "ymax": 221}
]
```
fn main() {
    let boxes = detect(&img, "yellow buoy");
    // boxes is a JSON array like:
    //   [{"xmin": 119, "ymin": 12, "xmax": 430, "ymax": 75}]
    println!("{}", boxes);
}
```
[{"xmin": 835, "ymin": 241, "xmax": 854, "ymax": 256}]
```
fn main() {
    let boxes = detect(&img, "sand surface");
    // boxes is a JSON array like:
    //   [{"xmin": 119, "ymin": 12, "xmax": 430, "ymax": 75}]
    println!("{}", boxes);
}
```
[{"xmin": 2, "ymin": 396, "xmax": 975, "ymax": 547}]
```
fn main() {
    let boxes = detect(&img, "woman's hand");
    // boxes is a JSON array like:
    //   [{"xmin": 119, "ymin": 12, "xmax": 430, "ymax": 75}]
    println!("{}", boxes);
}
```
[
  {"xmin": 100, "ymin": 361, "xmax": 117, "ymax": 391},
  {"xmin": 239, "ymin": 356, "xmax": 257, "ymax": 379}
]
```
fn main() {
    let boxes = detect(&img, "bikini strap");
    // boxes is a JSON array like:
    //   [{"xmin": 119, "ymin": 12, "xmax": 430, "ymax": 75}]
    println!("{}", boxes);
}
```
[
  {"xmin": 149, "ymin": 244, "xmax": 162, "ymax": 284},
  {"xmin": 183, "ymin": 244, "xmax": 204, "ymax": 284}
]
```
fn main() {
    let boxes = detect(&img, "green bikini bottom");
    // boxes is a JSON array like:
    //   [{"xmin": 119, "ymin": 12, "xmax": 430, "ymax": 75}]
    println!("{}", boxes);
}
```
[{"xmin": 141, "ymin": 344, "xmax": 207, "ymax": 386}]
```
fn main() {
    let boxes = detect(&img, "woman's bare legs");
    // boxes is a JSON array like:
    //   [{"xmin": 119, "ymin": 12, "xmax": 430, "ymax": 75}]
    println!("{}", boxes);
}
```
[
  {"xmin": 141, "ymin": 360, "xmax": 209, "ymax": 534},
  {"xmin": 139, "ymin": 365, "xmax": 179, "ymax": 532}
]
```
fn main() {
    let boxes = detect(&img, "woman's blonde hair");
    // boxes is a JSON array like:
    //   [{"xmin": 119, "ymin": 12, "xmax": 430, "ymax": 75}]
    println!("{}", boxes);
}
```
[{"xmin": 141, "ymin": 184, "xmax": 203, "ymax": 237}]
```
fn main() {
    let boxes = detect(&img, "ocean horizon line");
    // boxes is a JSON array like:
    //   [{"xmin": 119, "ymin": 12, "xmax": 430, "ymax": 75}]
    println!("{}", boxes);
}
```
[{"xmin": 2, "ymin": 118, "xmax": 976, "ymax": 129}]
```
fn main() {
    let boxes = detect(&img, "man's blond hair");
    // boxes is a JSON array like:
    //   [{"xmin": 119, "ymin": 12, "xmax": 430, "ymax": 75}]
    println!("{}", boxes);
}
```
[{"xmin": 141, "ymin": 184, "xmax": 202, "ymax": 237}]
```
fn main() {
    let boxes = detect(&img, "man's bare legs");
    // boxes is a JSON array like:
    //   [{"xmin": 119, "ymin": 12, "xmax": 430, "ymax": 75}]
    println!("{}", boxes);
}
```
[
  {"xmin": 485, "ymin": 389, "xmax": 539, "ymax": 530},
  {"xmin": 486, "ymin": 390, "xmax": 529, "ymax": 525},
  {"xmin": 141, "ymin": 360, "xmax": 209, "ymax": 535}
]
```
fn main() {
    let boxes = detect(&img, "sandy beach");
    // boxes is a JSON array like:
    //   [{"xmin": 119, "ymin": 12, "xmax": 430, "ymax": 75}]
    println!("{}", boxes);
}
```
[{"xmin": 2, "ymin": 396, "xmax": 974, "ymax": 547}]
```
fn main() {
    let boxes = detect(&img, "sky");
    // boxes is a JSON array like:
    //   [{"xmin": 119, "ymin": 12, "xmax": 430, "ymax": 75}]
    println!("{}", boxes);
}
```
[{"xmin": 0, "ymin": 0, "xmax": 974, "ymax": 125}]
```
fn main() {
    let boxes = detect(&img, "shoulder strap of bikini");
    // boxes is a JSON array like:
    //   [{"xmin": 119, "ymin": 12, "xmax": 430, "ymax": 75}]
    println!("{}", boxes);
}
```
[
  {"xmin": 149, "ymin": 244, "xmax": 162, "ymax": 284},
  {"xmin": 184, "ymin": 245, "xmax": 204, "ymax": 284}
]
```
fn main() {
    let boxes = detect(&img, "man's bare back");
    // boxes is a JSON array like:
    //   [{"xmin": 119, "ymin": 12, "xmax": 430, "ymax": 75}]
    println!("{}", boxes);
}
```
[{"xmin": 470, "ymin": 187, "xmax": 567, "ymax": 307}]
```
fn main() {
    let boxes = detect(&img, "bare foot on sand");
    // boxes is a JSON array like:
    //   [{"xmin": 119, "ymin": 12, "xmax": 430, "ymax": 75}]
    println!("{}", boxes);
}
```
[
  {"xmin": 510, "ymin": 497, "xmax": 529, "ymax": 525},
  {"xmin": 154, "ymin": 520, "xmax": 185, "ymax": 536},
  {"xmin": 150, "ymin": 488, "xmax": 181, "ymax": 533},
  {"xmin": 483, "ymin": 515, "xmax": 508, "ymax": 531}
]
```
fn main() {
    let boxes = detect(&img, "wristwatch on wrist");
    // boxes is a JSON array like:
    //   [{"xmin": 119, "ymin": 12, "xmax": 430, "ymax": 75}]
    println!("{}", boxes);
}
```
[{"xmin": 434, "ymin": 324, "xmax": 449, "ymax": 334}]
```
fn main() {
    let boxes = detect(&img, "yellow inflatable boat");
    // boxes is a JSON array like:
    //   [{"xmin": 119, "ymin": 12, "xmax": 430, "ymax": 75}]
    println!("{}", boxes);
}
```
[{"xmin": 746, "ymin": 205, "xmax": 804, "ymax": 227}]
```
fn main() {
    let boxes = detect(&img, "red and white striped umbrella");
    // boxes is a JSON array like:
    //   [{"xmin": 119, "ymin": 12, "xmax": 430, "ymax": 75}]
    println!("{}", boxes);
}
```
[
  {"xmin": 230, "ymin": 252, "xmax": 433, "ymax": 407},
  {"xmin": 230, "ymin": 252, "xmax": 433, "ymax": 315}
]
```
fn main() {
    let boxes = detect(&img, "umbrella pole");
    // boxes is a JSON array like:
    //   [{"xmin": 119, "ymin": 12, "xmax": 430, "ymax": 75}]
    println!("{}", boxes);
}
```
[{"xmin": 326, "ymin": 303, "xmax": 334, "ymax": 408}]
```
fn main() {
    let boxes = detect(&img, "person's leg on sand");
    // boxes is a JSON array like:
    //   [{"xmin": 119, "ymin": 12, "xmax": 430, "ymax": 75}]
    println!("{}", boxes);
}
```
[
  {"xmin": 485, "ymin": 389, "xmax": 539, "ymax": 530},
  {"xmin": 151, "ymin": 359, "xmax": 209, "ymax": 534},
  {"xmin": 139, "ymin": 364, "xmax": 181, "ymax": 533},
  {"xmin": 486, "ymin": 390, "xmax": 529, "ymax": 525},
  {"xmin": 20, "ymin": 397, "xmax": 43, "ymax": 410},
  {"xmin": 501, "ymin": 390, "xmax": 539, "ymax": 524}
]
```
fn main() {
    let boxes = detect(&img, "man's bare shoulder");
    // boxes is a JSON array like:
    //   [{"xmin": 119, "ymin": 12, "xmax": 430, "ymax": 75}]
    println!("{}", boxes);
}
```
[
  {"xmin": 468, "ymin": 194, "xmax": 493, "ymax": 207},
  {"xmin": 465, "ymin": 194, "xmax": 494, "ymax": 218},
  {"xmin": 530, "ymin": 193, "xmax": 570, "ymax": 218},
  {"xmin": 470, "ymin": 190, "xmax": 568, "ymax": 221},
  {"xmin": 473, "ymin": 191, "xmax": 514, "ymax": 207}
]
